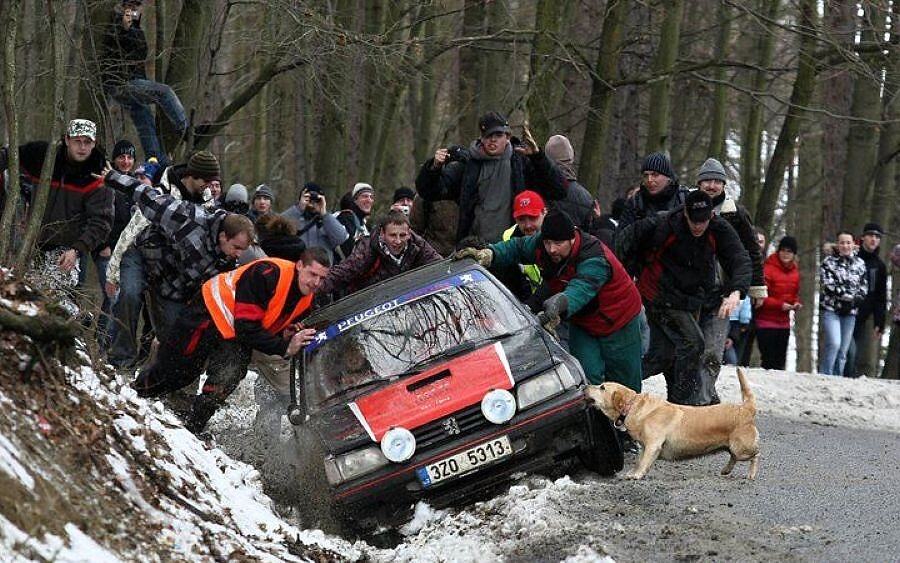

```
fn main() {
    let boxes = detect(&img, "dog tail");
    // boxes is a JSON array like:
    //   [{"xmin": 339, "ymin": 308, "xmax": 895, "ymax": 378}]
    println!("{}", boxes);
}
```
[{"xmin": 737, "ymin": 367, "xmax": 755, "ymax": 414}]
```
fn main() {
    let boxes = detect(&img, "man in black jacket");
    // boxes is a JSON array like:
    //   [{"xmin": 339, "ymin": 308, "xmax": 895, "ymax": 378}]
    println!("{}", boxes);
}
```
[
  {"xmin": 844, "ymin": 222, "xmax": 888, "ymax": 377},
  {"xmin": 617, "ymin": 152, "xmax": 690, "ymax": 229},
  {"xmin": 415, "ymin": 111, "xmax": 566, "ymax": 244},
  {"xmin": 616, "ymin": 190, "xmax": 751, "ymax": 405},
  {"xmin": 100, "ymin": 0, "xmax": 187, "ymax": 162}
]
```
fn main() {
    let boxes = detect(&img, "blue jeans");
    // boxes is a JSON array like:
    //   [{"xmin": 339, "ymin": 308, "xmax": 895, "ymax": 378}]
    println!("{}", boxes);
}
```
[
  {"xmin": 819, "ymin": 309, "xmax": 856, "ymax": 375},
  {"xmin": 112, "ymin": 79, "xmax": 187, "ymax": 162},
  {"xmin": 108, "ymin": 249, "xmax": 148, "ymax": 367},
  {"xmin": 77, "ymin": 250, "xmax": 112, "ymax": 349}
]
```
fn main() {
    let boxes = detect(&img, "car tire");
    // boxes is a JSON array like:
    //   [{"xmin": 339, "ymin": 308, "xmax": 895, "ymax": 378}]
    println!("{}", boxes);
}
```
[{"xmin": 579, "ymin": 408, "xmax": 624, "ymax": 476}]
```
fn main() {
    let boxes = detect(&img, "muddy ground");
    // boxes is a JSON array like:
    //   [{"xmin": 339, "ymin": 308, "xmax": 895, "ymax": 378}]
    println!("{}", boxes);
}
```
[{"xmin": 209, "ymin": 376, "xmax": 899, "ymax": 562}]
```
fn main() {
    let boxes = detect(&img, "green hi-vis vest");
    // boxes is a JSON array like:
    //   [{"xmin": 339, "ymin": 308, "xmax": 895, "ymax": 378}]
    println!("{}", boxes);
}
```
[{"xmin": 502, "ymin": 225, "xmax": 542, "ymax": 292}]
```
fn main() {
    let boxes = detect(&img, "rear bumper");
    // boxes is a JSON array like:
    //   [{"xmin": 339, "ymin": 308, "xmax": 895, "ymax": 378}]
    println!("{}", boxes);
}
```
[{"xmin": 329, "ymin": 390, "xmax": 603, "ymax": 521}]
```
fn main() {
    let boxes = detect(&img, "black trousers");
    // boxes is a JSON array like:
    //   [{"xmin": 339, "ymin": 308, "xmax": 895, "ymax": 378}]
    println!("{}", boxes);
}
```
[{"xmin": 756, "ymin": 328, "xmax": 790, "ymax": 371}]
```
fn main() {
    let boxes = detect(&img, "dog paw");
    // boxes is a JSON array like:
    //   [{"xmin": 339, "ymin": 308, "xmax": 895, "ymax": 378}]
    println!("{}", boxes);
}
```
[{"xmin": 624, "ymin": 472, "xmax": 643, "ymax": 480}]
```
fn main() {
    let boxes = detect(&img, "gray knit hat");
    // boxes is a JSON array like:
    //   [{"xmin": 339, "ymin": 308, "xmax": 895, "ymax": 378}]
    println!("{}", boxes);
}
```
[
  {"xmin": 225, "ymin": 183, "xmax": 248, "ymax": 203},
  {"xmin": 253, "ymin": 183, "xmax": 274, "ymax": 202},
  {"xmin": 697, "ymin": 158, "xmax": 727, "ymax": 183},
  {"xmin": 186, "ymin": 151, "xmax": 221, "ymax": 181}
]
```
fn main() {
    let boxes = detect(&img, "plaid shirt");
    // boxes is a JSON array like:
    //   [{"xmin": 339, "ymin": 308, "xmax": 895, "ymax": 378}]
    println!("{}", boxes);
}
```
[{"xmin": 133, "ymin": 184, "xmax": 236, "ymax": 302}]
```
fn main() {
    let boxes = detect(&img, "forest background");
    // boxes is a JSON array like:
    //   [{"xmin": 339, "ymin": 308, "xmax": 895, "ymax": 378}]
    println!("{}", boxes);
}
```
[{"xmin": 1, "ymin": 0, "xmax": 899, "ymax": 378}]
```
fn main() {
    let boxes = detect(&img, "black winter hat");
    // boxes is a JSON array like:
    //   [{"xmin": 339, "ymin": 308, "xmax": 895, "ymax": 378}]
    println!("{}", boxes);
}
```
[
  {"xmin": 777, "ymin": 235, "xmax": 798, "ymax": 254},
  {"xmin": 541, "ymin": 209, "xmax": 576, "ymax": 241},
  {"xmin": 303, "ymin": 181, "xmax": 323, "ymax": 195},
  {"xmin": 393, "ymin": 187, "xmax": 416, "ymax": 203},
  {"xmin": 684, "ymin": 189, "xmax": 713, "ymax": 223},
  {"xmin": 641, "ymin": 152, "xmax": 675, "ymax": 180},
  {"xmin": 863, "ymin": 222, "xmax": 884, "ymax": 236},
  {"xmin": 478, "ymin": 111, "xmax": 511, "ymax": 137},
  {"xmin": 112, "ymin": 140, "xmax": 136, "ymax": 160}
]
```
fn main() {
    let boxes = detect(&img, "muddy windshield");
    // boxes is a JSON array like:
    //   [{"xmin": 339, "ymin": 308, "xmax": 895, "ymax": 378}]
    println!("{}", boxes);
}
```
[{"xmin": 304, "ymin": 271, "xmax": 530, "ymax": 410}]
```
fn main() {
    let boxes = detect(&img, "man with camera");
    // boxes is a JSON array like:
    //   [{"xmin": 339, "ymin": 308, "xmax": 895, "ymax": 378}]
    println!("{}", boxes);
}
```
[
  {"xmin": 281, "ymin": 182, "xmax": 348, "ymax": 264},
  {"xmin": 100, "ymin": 0, "xmax": 188, "ymax": 163},
  {"xmin": 415, "ymin": 111, "xmax": 567, "ymax": 245}
]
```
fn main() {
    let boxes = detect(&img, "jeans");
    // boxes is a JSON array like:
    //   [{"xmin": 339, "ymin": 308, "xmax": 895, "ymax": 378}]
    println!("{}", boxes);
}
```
[
  {"xmin": 819, "ymin": 309, "xmax": 856, "ymax": 375},
  {"xmin": 77, "ymin": 250, "xmax": 112, "ymax": 349},
  {"xmin": 111, "ymin": 79, "xmax": 187, "ymax": 161},
  {"xmin": 108, "ymin": 249, "xmax": 148, "ymax": 367},
  {"xmin": 643, "ymin": 306, "xmax": 706, "ymax": 405}
]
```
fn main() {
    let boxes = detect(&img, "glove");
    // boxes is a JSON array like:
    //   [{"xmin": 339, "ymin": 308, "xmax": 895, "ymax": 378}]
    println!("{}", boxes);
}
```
[
  {"xmin": 453, "ymin": 247, "xmax": 493, "ymax": 267},
  {"xmin": 542, "ymin": 293, "xmax": 569, "ymax": 320},
  {"xmin": 537, "ymin": 310, "xmax": 561, "ymax": 337}
]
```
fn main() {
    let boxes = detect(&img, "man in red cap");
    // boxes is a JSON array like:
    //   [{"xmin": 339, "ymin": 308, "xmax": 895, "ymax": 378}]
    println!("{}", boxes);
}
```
[{"xmin": 499, "ymin": 190, "xmax": 547, "ymax": 297}]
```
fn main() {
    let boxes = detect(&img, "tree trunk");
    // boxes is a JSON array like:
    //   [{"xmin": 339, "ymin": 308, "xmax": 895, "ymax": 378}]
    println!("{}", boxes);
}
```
[
  {"xmin": 15, "ymin": 0, "xmax": 67, "ymax": 272},
  {"xmin": 525, "ymin": 0, "xmax": 566, "ymax": 143},
  {"xmin": 0, "ymin": 0, "xmax": 23, "ymax": 263},
  {"xmin": 754, "ymin": 0, "xmax": 817, "ymax": 234},
  {"xmin": 706, "ymin": 1, "xmax": 731, "ymax": 159},
  {"xmin": 645, "ymin": 0, "xmax": 684, "ymax": 154},
  {"xmin": 457, "ymin": 0, "xmax": 484, "ymax": 138},
  {"xmin": 820, "ymin": 1, "xmax": 856, "ymax": 239},
  {"xmin": 869, "ymin": 1, "xmax": 900, "ymax": 231},
  {"xmin": 840, "ymin": 5, "xmax": 883, "ymax": 234},
  {"xmin": 792, "ymin": 117, "xmax": 824, "ymax": 373},
  {"xmin": 739, "ymin": 0, "xmax": 780, "ymax": 213},
  {"xmin": 578, "ymin": 0, "xmax": 628, "ymax": 197}
]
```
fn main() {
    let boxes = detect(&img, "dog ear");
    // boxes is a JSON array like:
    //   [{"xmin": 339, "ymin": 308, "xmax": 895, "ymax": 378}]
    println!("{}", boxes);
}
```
[{"xmin": 612, "ymin": 390, "xmax": 626, "ymax": 412}]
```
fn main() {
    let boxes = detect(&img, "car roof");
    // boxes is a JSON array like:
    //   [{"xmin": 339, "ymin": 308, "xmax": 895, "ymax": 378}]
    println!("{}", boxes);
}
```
[{"xmin": 306, "ymin": 258, "xmax": 487, "ymax": 326}]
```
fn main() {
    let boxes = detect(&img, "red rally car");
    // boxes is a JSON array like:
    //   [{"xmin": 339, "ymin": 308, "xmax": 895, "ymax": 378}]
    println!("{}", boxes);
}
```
[{"xmin": 293, "ymin": 259, "xmax": 623, "ymax": 530}]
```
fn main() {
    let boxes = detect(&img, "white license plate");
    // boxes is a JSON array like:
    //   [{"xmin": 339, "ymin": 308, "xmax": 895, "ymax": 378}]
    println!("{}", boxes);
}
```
[{"xmin": 416, "ymin": 435, "xmax": 513, "ymax": 487}]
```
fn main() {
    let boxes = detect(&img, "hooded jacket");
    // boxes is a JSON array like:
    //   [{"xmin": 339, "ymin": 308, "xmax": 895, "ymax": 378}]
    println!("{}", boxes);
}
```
[
  {"xmin": 129, "ymin": 183, "xmax": 235, "ymax": 302},
  {"xmin": 318, "ymin": 229, "xmax": 442, "ymax": 298},
  {"xmin": 616, "ymin": 208, "xmax": 752, "ymax": 311},
  {"xmin": 8, "ymin": 141, "xmax": 113, "ymax": 255},
  {"xmin": 105, "ymin": 165, "xmax": 209, "ymax": 285},
  {"xmin": 415, "ymin": 142, "xmax": 566, "ymax": 243},
  {"xmin": 756, "ymin": 253, "xmax": 801, "ymax": 329}
]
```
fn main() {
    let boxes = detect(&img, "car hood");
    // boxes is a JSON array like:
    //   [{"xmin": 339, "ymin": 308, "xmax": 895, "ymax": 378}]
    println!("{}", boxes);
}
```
[{"xmin": 309, "ymin": 325, "xmax": 555, "ymax": 454}]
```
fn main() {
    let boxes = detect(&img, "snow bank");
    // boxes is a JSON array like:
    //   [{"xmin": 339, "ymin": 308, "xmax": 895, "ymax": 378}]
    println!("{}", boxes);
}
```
[{"xmin": 643, "ymin": 366, "xmax": 900, "ymax": 433}]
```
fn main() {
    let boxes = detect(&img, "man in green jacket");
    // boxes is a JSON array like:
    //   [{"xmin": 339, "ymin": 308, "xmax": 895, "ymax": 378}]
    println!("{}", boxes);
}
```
[{"xmin": 456, "ymin": 210, "xmax": 644, "ymax": 391}]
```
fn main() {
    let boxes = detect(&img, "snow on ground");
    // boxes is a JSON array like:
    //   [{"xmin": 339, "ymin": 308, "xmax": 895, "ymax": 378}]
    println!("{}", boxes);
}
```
[{"xmin": 643, "ymin": 366, "xmax": 900, "ymax": 433}]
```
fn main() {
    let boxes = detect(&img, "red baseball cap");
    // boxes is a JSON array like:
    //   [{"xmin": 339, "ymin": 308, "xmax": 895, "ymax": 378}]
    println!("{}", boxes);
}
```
[{"xmin": 513, "ymin": 190, "xmax": 545, "ymax": 219}]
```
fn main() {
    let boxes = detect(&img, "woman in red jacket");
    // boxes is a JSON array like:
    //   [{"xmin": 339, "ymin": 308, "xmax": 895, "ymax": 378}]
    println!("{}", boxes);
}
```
[{"xmin": 756, "ymin": 236, "xmax": 802, "ymax": 370}]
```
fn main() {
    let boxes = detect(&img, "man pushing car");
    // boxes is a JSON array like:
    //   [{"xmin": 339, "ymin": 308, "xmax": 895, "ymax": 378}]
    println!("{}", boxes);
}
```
[{"xmin": 455, "ymin": 209, "xmax": 643, "ymax": 392}]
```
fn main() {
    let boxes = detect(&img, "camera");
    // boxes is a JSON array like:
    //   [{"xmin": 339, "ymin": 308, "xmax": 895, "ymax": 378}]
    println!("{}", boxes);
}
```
[
  {"xmin": 446, "ymin": 145, "xmax": 469, "ymax": 163},
  {"xmin": 309, "ymin": 192, "xmax": 322, "ymax": 203}
]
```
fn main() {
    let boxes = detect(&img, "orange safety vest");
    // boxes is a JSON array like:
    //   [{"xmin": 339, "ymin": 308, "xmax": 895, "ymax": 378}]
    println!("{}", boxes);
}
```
[{"xmin": 202, "ymin": 258, "xmax": 313, "ymax": 340}]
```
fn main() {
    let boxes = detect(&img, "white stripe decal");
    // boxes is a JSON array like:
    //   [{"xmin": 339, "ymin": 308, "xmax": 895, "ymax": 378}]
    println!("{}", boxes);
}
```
[
  {"xmin": 348, "ymin": 401, "xmax": 376, "ymax": 442},
  {"xmin": 495, "ymin": 341, "xmax": 514, "ymax": 387}
]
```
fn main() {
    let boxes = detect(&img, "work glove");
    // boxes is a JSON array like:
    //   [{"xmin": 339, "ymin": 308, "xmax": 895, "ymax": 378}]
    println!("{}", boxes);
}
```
[
  {"xmin": 453, "ymin": 247, "xmax": 493, "ymax": 267},
  {"xmin": 542, "ymin": 293, "xmax": 568, "ymax": 320}
]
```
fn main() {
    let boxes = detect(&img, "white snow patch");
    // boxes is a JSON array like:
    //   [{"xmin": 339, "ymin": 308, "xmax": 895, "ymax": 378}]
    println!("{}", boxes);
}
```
[
  {"xmin": 399, "ymin": 502, "xmax": 448, "ymax": 536},
  {"xmin": 0, "ymin": 434, "xmax": 34, "ymax": 490},
  {"xmin": 643, "ymin": 366, "xmax": 900, "ymax": 433},
  {"xmin": 561, "ymin": 545, "xmax": 616, "ymax": 563}
]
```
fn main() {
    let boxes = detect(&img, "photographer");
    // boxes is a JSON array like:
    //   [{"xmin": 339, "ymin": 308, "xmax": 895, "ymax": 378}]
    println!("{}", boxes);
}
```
[
  {"xmin": 99, "ymin": 0, "xmax": 188, "ymax": 163},
  {"xmin": 281, "ymin": 182, "xmax": 348, "ymax": 263},
  {"xmin": 415, "ymin": 111, "xmax": 567, "ymax": 245}
]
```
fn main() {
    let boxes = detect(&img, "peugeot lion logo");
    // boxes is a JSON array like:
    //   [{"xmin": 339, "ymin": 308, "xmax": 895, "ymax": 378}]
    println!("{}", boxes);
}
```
[{"xmin": 442, "ymin": 417, "xmax": 461, "ymax": 435}]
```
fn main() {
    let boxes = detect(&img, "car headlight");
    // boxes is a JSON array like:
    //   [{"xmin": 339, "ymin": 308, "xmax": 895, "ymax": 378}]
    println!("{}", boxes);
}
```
[
  {"xmin": 481, "ymin": 389, "xmax": 517, "ymax": 424},
  {"xmin": 516, "ymin": 364, "xmax": 578, "ymax": 410},
  {"xmin": 381, "ymin": 426, "xmax": 417, "ymax": 463},
  {"xmin": 324, "ymin": 446, "xmax": 389, "ymax": 485}
]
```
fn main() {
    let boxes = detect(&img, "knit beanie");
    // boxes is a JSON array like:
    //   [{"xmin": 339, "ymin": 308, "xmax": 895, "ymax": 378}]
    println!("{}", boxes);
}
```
[
  {"xmin": 392, "ymin": 187, "xmax": 416, "ymax": 203},
  {"xmin": 777, "ymin": 235, "xmax": 798, "ymax": 254},
  {"xmin": 254, "ymin": 183, "xmax": 275, "ymax": 201},
  {"xmin": 112, "ymin": 140, "xmax": 136, "ymax": 160},
  {"xmin": 186, "ymin": 151, "xmax": 221, "ymax": 181},
  {"xmin": 225, "ymin": 183, "xmax": 248, "ymax": 204},
  {"xmin": 352, "ymin": 182, "xmax": 374, "ymax": 199},
  {"xmin": 545, "ymin": 135, "xmax": 577, "ymax": 181},
  {"xmin": 541, "ymin": 209, "xmax": 575, "ymax": 241},
  {"xmin": 697, "ymin": 158, "xmax": 727, "ymax": 183},
  {"xmin": 641, "ymin": 152, "xmax": 675, "ymax": 180}
]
